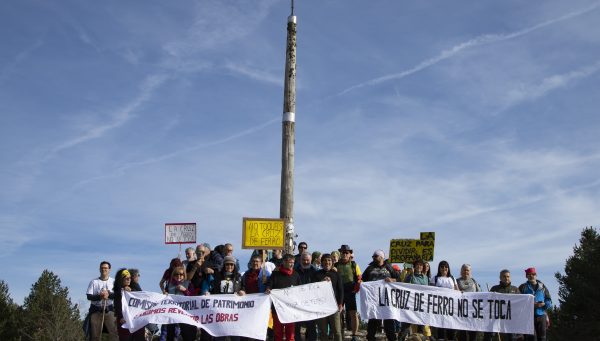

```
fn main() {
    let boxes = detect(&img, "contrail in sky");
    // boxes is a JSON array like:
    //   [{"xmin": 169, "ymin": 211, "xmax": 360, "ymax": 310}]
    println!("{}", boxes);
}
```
[{"xmin": 337, "ymin": 2, "xmax": 600, "ymax": 96}]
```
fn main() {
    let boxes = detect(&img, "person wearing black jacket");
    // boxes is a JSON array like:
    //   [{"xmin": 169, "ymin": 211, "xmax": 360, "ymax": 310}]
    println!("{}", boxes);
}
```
[
  {"xmin": 113, "ymin": 269, "xmax": 144, "ymax": 341},
  {"xmin": 266, "ymin": 254, "xmax": 302, "ymax": 341},
  {"xmin": 362, "ymin": 250, "xmax": 400, "ymax": 341},
  {"xmin": 294, "ymin": 252, "xmax": 319, "ymax": 341},
  {"xmin": 315, "ymin": 254, "xmax": 344, "ymax": 341}
]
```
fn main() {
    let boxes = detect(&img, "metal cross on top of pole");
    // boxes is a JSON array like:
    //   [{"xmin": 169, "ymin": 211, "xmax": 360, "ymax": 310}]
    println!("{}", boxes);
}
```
[{"xmin": 280, "ymin": 0, "xmax": 297, "ymax": 256}]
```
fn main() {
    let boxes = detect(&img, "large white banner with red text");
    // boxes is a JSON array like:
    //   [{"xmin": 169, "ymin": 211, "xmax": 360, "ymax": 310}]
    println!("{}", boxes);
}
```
[
  {"xmin": 122, "ymin": 291, "xmax": 271, "ymax": 339},
  {"xmin": 359, "ymin": 280, "xmax": 534, "ymax": 334},
  {"xmin": 121, "ymin": 281, "xmax": 338, "ymax": 338}
]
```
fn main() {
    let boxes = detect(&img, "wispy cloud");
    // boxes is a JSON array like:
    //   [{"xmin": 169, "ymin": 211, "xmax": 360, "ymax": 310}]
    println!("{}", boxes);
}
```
[
  {"xmin": 43, "ymin": 73, "xmax": 168, "ymax": 161},
  {"xmin": 493, "ymin": 60, "xmax": 600, "ymax": 115},
  {"xmin": 0, "ymin": 39, "xmax": 44, "ymax": 84},
  {"xmin": 336, "ymin": 1, "xmax": 600, "ymax": 96},
  {"xmin": 223, "ymin": 62, "xmax": 282, "ymax": 86},
  {"xmin": 163, "ymin": 0, "xmax": 277, "ymax": 58},
  {"xmin": 71, "ymin": 116, "xmax": 280, "ymax": 188}
]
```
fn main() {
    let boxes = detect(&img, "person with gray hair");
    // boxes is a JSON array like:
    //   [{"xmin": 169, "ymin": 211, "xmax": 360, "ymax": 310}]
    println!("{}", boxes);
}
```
[
  {"xmin": 456, "ymin": 264, "xmax": 482, "ymax": 341},
  {"xmin": 182, "ymin": 247, "xmax": 196, "ymax": 268},
  {"xmin": 294, "ymin": 251, "xmax": 319, "ymax": 341}
]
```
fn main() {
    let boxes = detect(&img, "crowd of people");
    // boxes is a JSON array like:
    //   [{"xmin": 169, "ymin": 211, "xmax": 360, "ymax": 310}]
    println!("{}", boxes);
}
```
[{"xmin": 86, "ymin": 241, "xmax": 552, "ymax": 341}]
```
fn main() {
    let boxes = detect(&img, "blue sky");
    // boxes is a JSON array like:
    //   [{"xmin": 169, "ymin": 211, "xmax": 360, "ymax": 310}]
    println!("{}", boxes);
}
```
[{"xmin": 1, "ymin": 0, "xmax": 599, "ymax": 310}]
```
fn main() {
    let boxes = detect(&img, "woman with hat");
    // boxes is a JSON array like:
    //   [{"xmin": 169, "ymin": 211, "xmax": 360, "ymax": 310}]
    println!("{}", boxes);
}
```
[{"xmin": 208, "ymin": 256, "xmax": 243, "ymax": 341}]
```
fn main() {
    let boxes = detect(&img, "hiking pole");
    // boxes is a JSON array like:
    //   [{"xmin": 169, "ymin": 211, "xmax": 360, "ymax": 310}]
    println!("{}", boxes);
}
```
[{"xmin": 99, "ymin": 298, "xmax": 107, "ymax": 340}]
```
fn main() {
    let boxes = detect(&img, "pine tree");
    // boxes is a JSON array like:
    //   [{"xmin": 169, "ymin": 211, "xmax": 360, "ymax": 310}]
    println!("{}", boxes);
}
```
[
  {"xmin": 0, "ymin": 280, "xmax": 21, "ymax": 340},
  {"xmin": 553, "ymin": 226, "xmax": 600, "ymax": 340},
  {"xmin": 20, "ymin": 270, "xmax": 84, "ymax": 341}
]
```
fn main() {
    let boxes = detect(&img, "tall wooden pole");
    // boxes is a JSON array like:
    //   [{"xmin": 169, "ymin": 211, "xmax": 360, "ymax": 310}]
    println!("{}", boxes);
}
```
[{"xmin": 280, "ymin": 4, "xmax": 297, "ymax": 256}]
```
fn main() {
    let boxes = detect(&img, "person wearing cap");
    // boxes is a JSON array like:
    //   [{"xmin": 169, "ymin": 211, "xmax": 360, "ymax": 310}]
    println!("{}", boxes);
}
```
[
  {"xmin": 208, "ymin": 256, "xmax": 242, "ymax": 341},
  {"xmin": 315, "ymin": 253, "xmax": 344, "ymax": 341},
  {"xmin": 519, "ymin": 268, "xmax": 552, "ymax": 341},
  {"xmin": 362, "ymin": 249, "xmax": 400, "ymax": 341},
  {"xmin": 210, "ymin": 256, "xmax": 242, "ymax": 295},
  {"xmin": 334, "ymin": 244, "xmax": 362, "ymax": 341},
  {"xmin": 483, "ymin": 269, "xmax": 519, "ymax": 341},
  {"xmin": 311, "ymin": 251, "xmax": 322, "ymax": 270},
  {"xmin": 86, "ymin": 261, "xmax": 118, "ymax": 341},
  {"xmin": 265, "ymin": 253, "xmax": 302, "ymax": 341}
]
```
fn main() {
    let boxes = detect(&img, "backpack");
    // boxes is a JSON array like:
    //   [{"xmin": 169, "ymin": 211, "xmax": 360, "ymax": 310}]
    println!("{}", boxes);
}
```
[{"xmin": 335, "ymin": 260, "xmax": 360, "ymax": 283}]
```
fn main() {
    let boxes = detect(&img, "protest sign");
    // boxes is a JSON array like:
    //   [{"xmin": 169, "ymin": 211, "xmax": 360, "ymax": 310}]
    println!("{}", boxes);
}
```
[
  {"xmin": 122, "ymin": 291, "xmax": 271, "ymax": 339},
  {"xmin": 242, "ymin": 218, "xmax": 285, "ymax": 249},
  {"xmin": 389, "ymin": 232, "xmax": 435, "ymax": 263},
  {"xmin": 359, "ymin": 281, "xmax": 534, "ymax": 334},
  {"xmin": 269, "ymin": 281, "xmax": 339, "ymax": 323},
  {"xmin": 164, "ymin": 223, "xmax": 196, "ymax": 244}
]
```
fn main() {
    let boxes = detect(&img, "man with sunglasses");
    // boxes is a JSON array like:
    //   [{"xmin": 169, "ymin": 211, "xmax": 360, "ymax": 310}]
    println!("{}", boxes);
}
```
[
  {"xmin": 334, "ymin": 244, "xmax": 362, "ymax": 341},
  {"xmin": 519, "ymin": 267, "xmax": 552, "ymax": 341},
  {"xmin": 294, "ymin": 241, "xmax": 308, "ymax": 266}
]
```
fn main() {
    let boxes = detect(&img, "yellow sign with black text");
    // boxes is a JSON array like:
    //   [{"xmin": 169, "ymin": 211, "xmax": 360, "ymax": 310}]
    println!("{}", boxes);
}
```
[
  {"xmin": 389, "ymin": 232, "xmax": 435, "ymax": 263},
  {"xmin": 242, "ymin": 218, "xmax": 285, "ymax": 249}
]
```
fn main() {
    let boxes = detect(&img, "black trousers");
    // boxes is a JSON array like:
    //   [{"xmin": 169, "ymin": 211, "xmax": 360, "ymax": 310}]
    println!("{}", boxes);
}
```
[{"xmin": 366, "ymin": 319, "xmax": 396, "ymax": 341}]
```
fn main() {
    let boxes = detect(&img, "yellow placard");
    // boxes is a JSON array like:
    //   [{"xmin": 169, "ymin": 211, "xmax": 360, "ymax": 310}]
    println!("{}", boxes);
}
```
[
  {"xmin": 389, "ymin": 232, "xmax": 435, "ymax": 263},
  {"xmin": 242, "ymin": 218, "xmax": 285, "ymax": 249}
]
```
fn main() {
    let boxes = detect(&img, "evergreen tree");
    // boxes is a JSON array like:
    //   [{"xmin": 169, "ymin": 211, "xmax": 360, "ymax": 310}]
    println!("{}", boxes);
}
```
[
  {"xmin": 553, "ymin": 226, "xmax": 600, "ymax": 340},
  {"xmin": 0, "ymin": 280, "xmax": 21, "ymax": 340},
  {"xmin": 20, "ymin": 270, "xmax": 84, "ymax": 341}
]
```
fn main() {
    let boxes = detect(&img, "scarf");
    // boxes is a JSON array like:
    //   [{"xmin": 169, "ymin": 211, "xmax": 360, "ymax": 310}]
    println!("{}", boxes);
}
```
[{"xmin": 279, "ymin": 265, "xmax": 293, "ymax": 276}]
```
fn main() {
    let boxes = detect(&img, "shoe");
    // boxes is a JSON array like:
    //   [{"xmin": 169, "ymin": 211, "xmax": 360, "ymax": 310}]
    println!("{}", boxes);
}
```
[{"xmin": 351, "ymin": 336, "xmax": 358, "ymax": 341}]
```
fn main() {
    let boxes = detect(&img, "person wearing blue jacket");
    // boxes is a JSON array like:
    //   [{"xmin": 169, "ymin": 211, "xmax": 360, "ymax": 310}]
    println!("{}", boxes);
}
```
[{"xmin": 518, "ymin": 267, "xmax": 552, "ymax": 341}]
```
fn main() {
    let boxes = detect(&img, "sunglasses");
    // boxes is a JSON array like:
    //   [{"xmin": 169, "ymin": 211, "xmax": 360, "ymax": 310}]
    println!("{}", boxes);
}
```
[{"xmin": 174, "ymin": 273, "xmax": 185, "ymax": 276}]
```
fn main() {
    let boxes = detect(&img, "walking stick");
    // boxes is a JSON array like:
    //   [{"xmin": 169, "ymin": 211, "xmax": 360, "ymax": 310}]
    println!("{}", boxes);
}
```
[{"xmin": 99, "ymin": 298, "xmax": 107, "ymax": 340}]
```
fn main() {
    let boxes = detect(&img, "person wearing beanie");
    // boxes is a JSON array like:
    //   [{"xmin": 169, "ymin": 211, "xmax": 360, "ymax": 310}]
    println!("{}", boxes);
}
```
[
  {"xmin": 265, "ymin": 254, "xmax": 302, "ymax": 341},
  {"xmin": 311, "ymin": 251, "xmax": 322, "ymax": 269},
  {"xmin": 519, "ymin": 267, "xmax": 553, "ymax": 341},
  {"xmin": 210, "ymin": 256, "xmax": 242, "ymax": 295}
]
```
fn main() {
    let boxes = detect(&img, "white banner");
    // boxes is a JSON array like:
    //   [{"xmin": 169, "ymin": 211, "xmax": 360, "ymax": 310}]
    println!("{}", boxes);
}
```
[
  {"xmin": 269, "ymin": 281, "xmax": 339, "ymax": 323},
  {"xmin": 122, "ymin": 291, "xmax": 271, "ymax": 339},
  {"xmin": 359, "ymin": 281, "xmax": 534, "ymax": 334}
]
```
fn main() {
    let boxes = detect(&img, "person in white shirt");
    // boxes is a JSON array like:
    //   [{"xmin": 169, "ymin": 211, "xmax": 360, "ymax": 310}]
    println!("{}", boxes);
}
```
[
  {"xmin": 432, "ymin": 260, "xmax": 458, "ymax": 341},
  {"xmin": 86, "ymin": 261, "xmax": 118, "ymax": 341}
]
